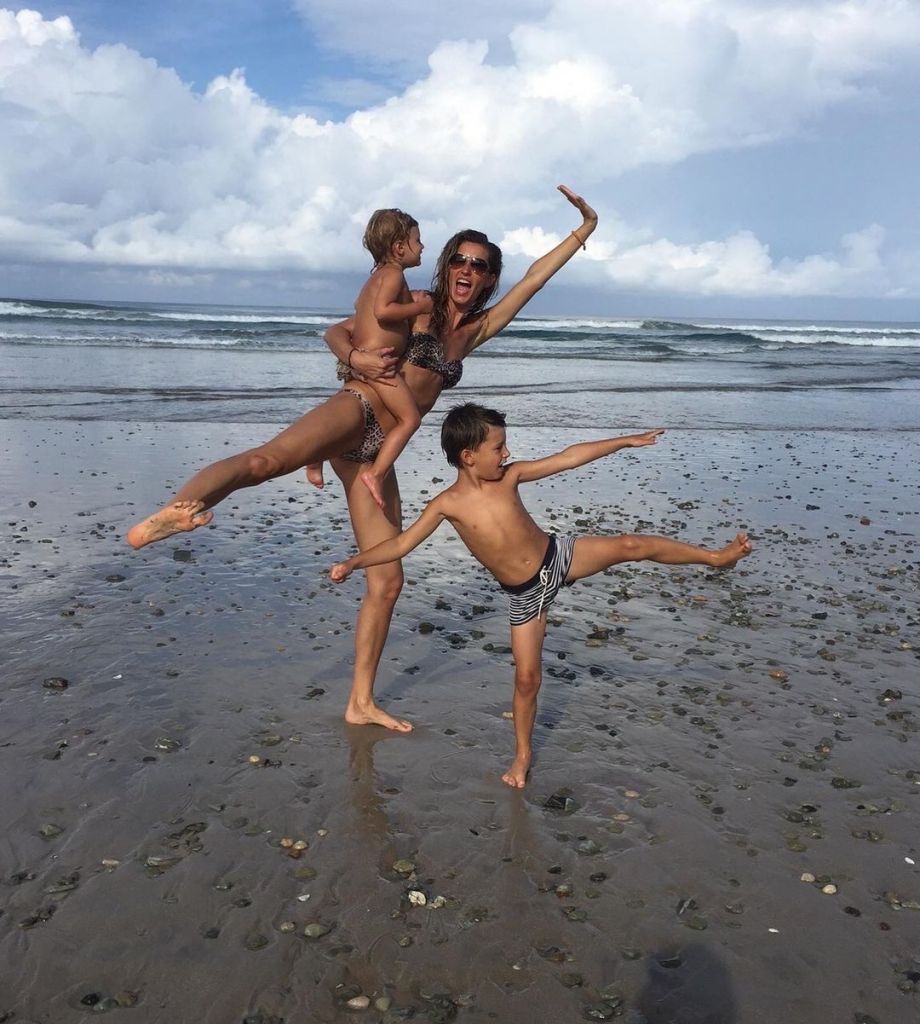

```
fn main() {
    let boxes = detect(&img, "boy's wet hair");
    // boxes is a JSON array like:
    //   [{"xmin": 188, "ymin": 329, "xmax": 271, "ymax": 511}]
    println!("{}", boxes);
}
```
[
  {"xmin": 441, "ymin": 403, "xmax": 506, "ymax": 468},
  {"xmin": 429, "ymin": 229, "xmax": 502, "ymax": 339},
  {"xmin": 363, "ymin": 209, "xmax": 418, "ymax": 267}
]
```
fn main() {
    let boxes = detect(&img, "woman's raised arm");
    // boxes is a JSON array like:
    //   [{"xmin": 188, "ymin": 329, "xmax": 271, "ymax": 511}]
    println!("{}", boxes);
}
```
[{"xmin": 468, "ymin": 185, "xmax": 597, "ymax": 351}]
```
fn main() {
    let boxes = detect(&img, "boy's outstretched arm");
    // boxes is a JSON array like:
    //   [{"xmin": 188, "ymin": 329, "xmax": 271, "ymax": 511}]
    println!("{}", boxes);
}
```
[
  {"xmin": 330, "ymin": 497, "xmax": 447, "ymax": 581},
  {"xmin": 511, "ymin": 429, "xmax": 664, "ymax": 484}
]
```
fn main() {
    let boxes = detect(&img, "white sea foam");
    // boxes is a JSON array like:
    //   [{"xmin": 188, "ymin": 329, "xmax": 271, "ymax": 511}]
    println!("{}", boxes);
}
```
[
  {"xmin": 697, "ymin": 321, "xmax": 920, "ymax": 337},
  {"xmin": 149, "ymin": 311, "xmax": 335, "ymax": 325},
  {"xmin": 510, "ymin": 317, "xmax": 641, "ymax": 331}
]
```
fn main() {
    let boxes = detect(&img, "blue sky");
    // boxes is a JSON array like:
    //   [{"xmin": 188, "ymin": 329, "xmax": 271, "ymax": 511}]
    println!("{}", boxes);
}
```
[{"xmin": 2, "ymin": 1, "xmax": 919, "ymax": 319}]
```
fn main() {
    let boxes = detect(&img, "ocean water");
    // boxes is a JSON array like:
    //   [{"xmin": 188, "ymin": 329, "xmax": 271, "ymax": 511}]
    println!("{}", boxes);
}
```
[{"xmin": 2, "ymin": 296, "xmax": 919, "ymax": 432}]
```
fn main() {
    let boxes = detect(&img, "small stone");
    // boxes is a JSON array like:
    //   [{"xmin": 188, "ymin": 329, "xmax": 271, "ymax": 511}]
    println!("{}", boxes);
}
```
[
  {"xmin": 346, "ymin": 996, "xmax": 371, "ymax": 1011},
  {"xmin": 304, "ymin": 922, "xmax": 332, "ymax": 939},
  {"xmin": 279, "ymin": 837, "xmax": 294, "ymax": 848},
  {"xmin": 822, "ymin": 884, "xmax": 838, "ymax": 895},
  {"xmin": 278, "ymin": 921, "xmax": 296, "ymax": 933},
  {"xmin": 560, "ymin": 972, "xmax": 583, "ymax": 988},
  {"xmin": 406, "ymin": 888, "xmax": 428, "ymax": 906},
  {"xmin": 153, "ymin": 736, "xmax": 180, "ymax": 753},
  {"xmin": 800, "ymin": 872, "xmax": 816, "ymax": 883},
  {"xmin": 38, "ymin": 823, "xmax": 63, "ymax": 840},
  {"xmin": 374, "ymin": 996, "xmax": 392, "ymax": 1012},
  {"xmin": 544, "ymin": 788, "xmax": 579, "ymax": 815},
  {"xmin": 114, "ymin": 991, "xmax": 139, "ymax": 1008},
  {"xmin": 393, "ymin": 859, "xmax": 416, "ymax": 875},
  {"xmin": 292, "ymin": 840, "xmax": 308, "ymax": 851},
  {"xmin": 248, "ymin": 755, "xmax": 262, "ymax": 764},
  {"xmin": 42, "ymin": 677, "xmax": 69, "ymax": 690}
]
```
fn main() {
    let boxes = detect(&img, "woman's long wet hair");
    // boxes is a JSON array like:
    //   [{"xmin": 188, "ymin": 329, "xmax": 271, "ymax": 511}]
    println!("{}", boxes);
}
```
[{"xmin": 428, "ymin": 230, "xmax": 503, "ymax": 341}]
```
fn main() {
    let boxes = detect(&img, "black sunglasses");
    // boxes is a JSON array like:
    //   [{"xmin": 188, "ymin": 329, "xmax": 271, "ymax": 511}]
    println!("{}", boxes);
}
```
[{"xmin": 448, "ymin": 253, "xmax": 491, "ymax": 274}]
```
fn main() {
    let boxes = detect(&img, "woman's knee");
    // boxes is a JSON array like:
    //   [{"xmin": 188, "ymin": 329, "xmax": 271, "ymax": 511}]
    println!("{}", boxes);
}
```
[
  {"xmin": 244, "ymin": 448, "xmax": 285, "ymax": 483},
  {"xmin": 364, "ymin": 566, "xmax": 404, "ymax": 607}
]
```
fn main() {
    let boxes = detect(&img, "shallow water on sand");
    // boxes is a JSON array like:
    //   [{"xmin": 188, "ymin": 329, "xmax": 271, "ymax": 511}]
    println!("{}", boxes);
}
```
[{"xmin": 1, "ymin": 416, "xmax": 918, "ymax": 1022}]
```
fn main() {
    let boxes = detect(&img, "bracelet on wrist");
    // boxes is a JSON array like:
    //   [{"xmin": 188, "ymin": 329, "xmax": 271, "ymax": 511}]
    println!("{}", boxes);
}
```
[
  {"xmin": 571, "ymin": 230, "xmax": 586, "ymax": 251},
  {"xmin": 346, "ymin": 347, "xmax": 356, "ymax": 369}
]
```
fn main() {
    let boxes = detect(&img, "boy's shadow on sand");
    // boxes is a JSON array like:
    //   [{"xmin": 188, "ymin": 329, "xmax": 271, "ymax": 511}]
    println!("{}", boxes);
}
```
[{"xmin": 636, "ymin": 944, "xmax": 737, "ymax": 1024}]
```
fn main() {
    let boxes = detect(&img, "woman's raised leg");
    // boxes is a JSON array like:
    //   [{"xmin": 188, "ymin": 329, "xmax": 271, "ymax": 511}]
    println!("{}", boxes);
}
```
[
  {"xmin": 331, "ymin": 456, "xmax": 412, "ymax": 732},
  {"xmin": 126, "ymin": 391, "xmax": 366, "ymax": 549}
]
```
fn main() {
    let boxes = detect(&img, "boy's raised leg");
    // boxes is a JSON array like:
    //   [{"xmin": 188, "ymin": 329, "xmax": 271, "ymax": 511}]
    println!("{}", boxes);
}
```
[
  {"xmin": 504, "ymin": 614, "xmax": 548, "ymax": 788},
  {"xmin": 566, "ymin": 532, "xmax": 752, "ymax": 582}
]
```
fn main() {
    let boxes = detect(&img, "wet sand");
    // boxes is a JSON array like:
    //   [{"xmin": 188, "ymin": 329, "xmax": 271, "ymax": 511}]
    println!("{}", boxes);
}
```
[{"xmin": 1, "ymin": 420, "xmax": 918, "ymax": 1023}]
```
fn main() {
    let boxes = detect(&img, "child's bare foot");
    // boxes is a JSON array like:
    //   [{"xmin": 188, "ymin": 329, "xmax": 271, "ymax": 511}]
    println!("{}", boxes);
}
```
[
  {"xmin": 501, "ymin": 753, "xmax": 532, "ymax": 789},
  {"xmin": 711, "ymin": 532, "xmax": 753, "ymax": 568},
  {"xmin": 306, "ymin": 463, "xmax": 325, "ymax": 489},
  {"xmin": 359, "ymin": 470, "xmax": 386, "ymax": 511},
  {"xmin": 345, "ymin": 699, "xmax": 412, "ymax": 733},
  {"xmin": 126, "ymin": 500, "xmax": 214, "ymax": 549}
]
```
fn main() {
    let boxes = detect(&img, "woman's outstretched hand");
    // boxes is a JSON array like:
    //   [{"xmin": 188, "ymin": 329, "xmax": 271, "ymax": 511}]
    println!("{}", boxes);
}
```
[{"xmin": 558, "ymin": 185, "xmax": 598, "ymax": 227}]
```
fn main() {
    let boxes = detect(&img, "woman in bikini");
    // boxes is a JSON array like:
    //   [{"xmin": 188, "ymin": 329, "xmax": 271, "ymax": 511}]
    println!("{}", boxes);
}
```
[{"xmin": 126, "ymin": 184, "xmax": 598, "ymax": 731}]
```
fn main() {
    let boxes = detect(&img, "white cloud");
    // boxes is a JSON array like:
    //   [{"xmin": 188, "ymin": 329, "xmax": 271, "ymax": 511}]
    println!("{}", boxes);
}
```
[
  {"xmin": 0, "ymin": 3, "xmax": 918, "ymax": 300},
  {"xmin": 502, "ymin": 223, "xmax": 890, "ymax": 296}
]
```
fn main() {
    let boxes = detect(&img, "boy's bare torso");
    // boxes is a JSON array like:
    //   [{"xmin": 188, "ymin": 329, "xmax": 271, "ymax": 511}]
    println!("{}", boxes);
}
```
[
  {"xmin": 354, "ymin": 266, "xmax": 412, "ymax": 354},
  {"xmin": 438, "ymin": 470, "xmax": 551, "ymax": 587}
]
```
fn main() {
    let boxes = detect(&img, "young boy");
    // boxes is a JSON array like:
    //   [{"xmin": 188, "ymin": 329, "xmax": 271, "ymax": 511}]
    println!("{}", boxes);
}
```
[
  {"xmin": 330, "ymin": 404, "xmax": 752, "ymax": 788},
  {"xmin": 307, "ymin": 208, "xmax": 431, "ymax": 508}
]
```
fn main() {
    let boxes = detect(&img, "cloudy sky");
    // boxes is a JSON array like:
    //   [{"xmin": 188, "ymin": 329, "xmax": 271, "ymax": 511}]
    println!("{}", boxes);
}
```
[{"xmin": 1, "ymin": 0, "xmax": 918, "ymax": 318}]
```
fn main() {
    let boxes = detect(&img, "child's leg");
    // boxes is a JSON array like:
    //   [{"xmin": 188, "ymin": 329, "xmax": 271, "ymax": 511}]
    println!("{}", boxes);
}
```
[
  {"xmin": 360, "ymin": 376, "xmax": 421, "ymax": 510},
  {"xmin": 504, "ymin": 614, "xmax": 548, "ymax": 789},
  {"xmin": 566, "ymin": 532, "xmax": 752, "ymax": 583}
]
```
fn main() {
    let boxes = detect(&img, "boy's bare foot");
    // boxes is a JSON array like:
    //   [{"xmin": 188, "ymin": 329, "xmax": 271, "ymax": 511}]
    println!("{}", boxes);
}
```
[
  {"xmin": 345, "ymin": 699, "xmax": 412, "ymax": 733},
  {"xmin": 711, "ymin": 532, "xmax": 753, "ymax": 568},
  {"xmin": 359, "ymin": 470, "xmax": 386, "ymax": 511},
  {"xmin": 501, "ymin": 753, "xmax": 532, "ymax": 789},
  {"xmin": 126, "ymin": 500, "xmax": 214, "ymax": 549},
  {"xmin": 306, "ymin": 463, "xmax": 325, "ymax": 489}
]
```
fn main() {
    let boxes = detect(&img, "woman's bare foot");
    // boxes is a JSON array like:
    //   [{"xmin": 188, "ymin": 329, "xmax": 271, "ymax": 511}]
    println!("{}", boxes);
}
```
[
  {"xmin": 359, "ymin": 470, "xmax": 386, "ymax": 511},
  {"xmin": 126, "ymin": 500, "xmax": 214, "ymax": 549},
  {"xmin": 711, "ymin": 532, "xmax": 753, "ymax": 568},
  {"xmin": 345, "ymin": 699, "xmax": 413, "ymax": 733},
  {"xmin": 501, "ymin": 753, "xmax": 532, "ymax": 789},
  {"xmin": 306, "ymin": 463, "xmax": 325, "ymax": 489}
]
